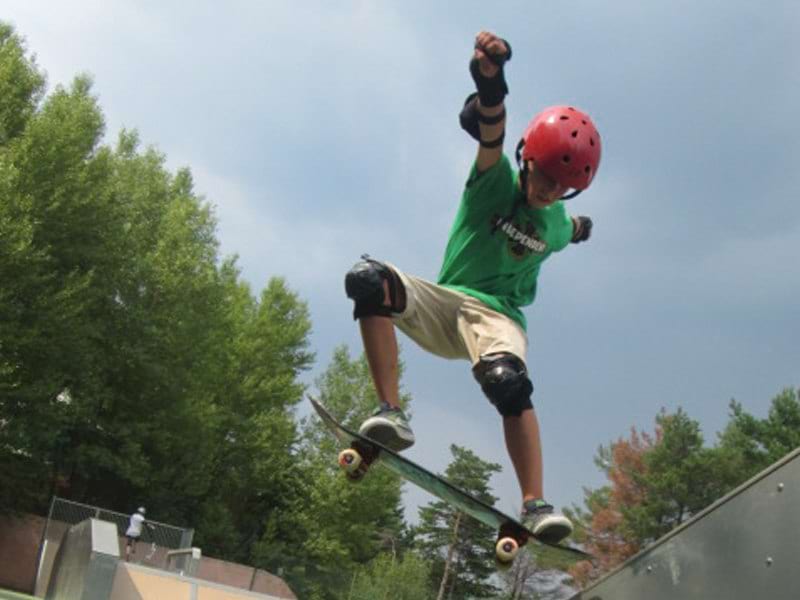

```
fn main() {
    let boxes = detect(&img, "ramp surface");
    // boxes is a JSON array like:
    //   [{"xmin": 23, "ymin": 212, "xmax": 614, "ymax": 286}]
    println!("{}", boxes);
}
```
[
  {"xmin": 44, "ymin": 519, "xmax": 118, "ymax": 600},
  {"xmin": 113, "ymin": 563, "xmax": 291, "ymax": 600},
  {"xmin": 570, "ymin": 447, "xmax": 800, "ymax": 599}
]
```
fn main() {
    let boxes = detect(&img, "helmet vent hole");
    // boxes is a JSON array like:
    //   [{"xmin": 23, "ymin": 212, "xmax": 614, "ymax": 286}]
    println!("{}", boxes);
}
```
[
  {"xmin": 582, "ymin": 120, "xmax": 587, "ymax": 125},
  {"xmin": 568, "ymin": 107, "xmax": 576, "ymax": 111},
  {"xmin": 590, "ymin": 137, "xmax": 595, "ymax": 146},
  {"xmin": 559, "ymin": 115, "xmax": 569, "ymax": 120},
  {"xmin": 562, "ymin": 155, "xmax": 571, "ymax": 163},
  {"xmin": 571, "ymin": 130, "xmax": 578, "ymax": 138},
  {"xmin": 584, "ymin": 166, "xmax": 591, "ymax": 174}
]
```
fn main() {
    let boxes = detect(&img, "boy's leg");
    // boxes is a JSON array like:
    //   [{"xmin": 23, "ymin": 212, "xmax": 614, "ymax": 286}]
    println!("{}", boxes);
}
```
[
  {"xmin": 357, "ymin": 309, "xmax": 416, "ymax": 449},
  {"xmin": 359, "ymin": 311, "xmax": 400, "ymax": 407},
  {"xmin": 476, "ymin": 357, "xmax": 573, "ymax": 542},
  {"xmin": 472, "ymin": 352, "xmax": 543, "ymax": 499},
  {"xmin": 503, "ymin": 408, "xmax": 544, "ymax": 502},
  {"xmin": 346, "ymin": 261, "xmax": 415, "ymax": 449},
  {"xmin": 461, "ymin": 301, "xmax": 572, "ymax": 542},
  {"xmin": 346, "ymin": 259, "xmax": 405, "ymax": 406},
  {"xmin": 346, "ymin": 258, "xmax": 472, "ymax": 450}
]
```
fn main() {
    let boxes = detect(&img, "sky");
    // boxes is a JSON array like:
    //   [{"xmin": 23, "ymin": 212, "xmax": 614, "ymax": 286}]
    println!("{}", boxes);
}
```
[{"xmin": 4, "ymin": 1, "xmax": 799, "ymax": 523}]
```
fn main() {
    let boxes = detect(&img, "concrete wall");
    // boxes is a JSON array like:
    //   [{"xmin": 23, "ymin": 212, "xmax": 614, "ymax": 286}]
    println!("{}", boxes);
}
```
[
  {"xmin": 0, "ymin": 513, "xmax": 46, "ymax": 593},
  {"xmin": 35, "ymin": 521, "xmax": 73, "ymax": 597}
]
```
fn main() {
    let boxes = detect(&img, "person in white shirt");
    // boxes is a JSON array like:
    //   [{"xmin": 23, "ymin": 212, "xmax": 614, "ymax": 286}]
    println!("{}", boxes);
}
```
[{"xmin": 125, "ymin": 506, "xmax": 147, "ymax": 560}]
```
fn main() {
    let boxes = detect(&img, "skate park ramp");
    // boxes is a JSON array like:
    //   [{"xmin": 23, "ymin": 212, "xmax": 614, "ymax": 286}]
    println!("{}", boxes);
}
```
[
  {"xmin": 42, "ymin": 519, "xmax": 289, "ymax": 600},
  {"xmin": 109, "ymin": 563, "xmax": 290, "ymax": 600},
  {"xmin": 569, "ymin": 447, "xmax": 800, "ymax": 599},
  {"xmin": 44, "ymin": 518, "xmax": 118, "ymax": 600}
]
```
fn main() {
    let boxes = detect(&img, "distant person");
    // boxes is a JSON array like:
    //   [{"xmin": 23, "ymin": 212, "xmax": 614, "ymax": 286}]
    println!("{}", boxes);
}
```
[
  {"xmin": 345, "ymin": 30, "xmax": 601, "ymax": 544},
  {"xmin": 125, "ymin": 506, "xmax": 148, "ymax": 561}
]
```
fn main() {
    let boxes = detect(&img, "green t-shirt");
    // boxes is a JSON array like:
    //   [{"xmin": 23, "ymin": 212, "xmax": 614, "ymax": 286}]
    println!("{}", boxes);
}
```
[{"xmin": 437, "ymin": 155, "xmax": 573, "ymax": 331}]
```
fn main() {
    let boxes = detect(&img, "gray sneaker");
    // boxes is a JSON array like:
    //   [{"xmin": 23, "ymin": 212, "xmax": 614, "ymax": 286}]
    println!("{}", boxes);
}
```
[
  {"xmin": 521, "ymin": 500, "xmax": 573, "ymax": 545},
  {"xmin": 358, "ymin": 403, "xmax": 415, "ymax": 452}
]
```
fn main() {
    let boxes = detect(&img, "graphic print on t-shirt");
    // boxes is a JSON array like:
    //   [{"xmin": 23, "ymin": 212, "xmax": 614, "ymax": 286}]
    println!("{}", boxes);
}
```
[{"xmin": 491, "ymin": 213, "xmax": 547, "ymax": 259}]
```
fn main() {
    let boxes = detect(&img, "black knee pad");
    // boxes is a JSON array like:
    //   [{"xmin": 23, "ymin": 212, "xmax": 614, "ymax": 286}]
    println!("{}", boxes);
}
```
[
  {"xmin": 344, "ymin": 255, "xmax": 405, "ymax": 320},
  {"xmin": 473, "ymin": 353, "xmax": 533, "ymax": 417}
]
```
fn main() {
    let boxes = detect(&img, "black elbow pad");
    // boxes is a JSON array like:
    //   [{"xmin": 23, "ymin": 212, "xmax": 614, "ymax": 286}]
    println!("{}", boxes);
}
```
[
  {"xmin": 459, "ymin": 92, "xmax": 506, "ymax": 143},
  {"xmin": 459, "ymin": 93, "xmax": 481, "ymax": 142}
]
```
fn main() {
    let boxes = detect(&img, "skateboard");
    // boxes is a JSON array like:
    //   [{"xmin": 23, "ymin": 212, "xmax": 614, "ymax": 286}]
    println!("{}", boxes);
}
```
[{"xmin": 309, "ymin": 396, "xmax": 592, "ymax": 570}]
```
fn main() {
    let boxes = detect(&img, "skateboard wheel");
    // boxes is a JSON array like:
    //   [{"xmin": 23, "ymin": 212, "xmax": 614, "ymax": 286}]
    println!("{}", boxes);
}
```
[
  {"xmin": 495, "ymin": 537, "xmax": 519, "ymax": 565},
  {"xmin": 338, "ymin": 448, "xmax": 363, "ymax": 473}
]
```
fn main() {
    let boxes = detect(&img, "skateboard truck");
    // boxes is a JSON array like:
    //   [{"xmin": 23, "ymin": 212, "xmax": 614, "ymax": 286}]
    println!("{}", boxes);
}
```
[
  {"xmin": 495, "ymin": 521, "xmax": 530, "ymax": 567},
  {"xmin": 337, "ymin": 440, "xmax": 380, "ymax": 482}
]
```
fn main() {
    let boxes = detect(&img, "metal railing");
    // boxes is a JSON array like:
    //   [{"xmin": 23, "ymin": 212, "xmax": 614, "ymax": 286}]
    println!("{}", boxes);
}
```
[{"xmin": 42, "ymin": 497, "xmax": 193, "ymax": 549}]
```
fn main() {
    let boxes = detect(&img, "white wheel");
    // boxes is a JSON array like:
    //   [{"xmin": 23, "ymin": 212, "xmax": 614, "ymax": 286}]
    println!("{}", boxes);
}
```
[
  {"xmin": 495, "ymin": 537, "xmax": 519, "ymax": 565},
  {"xmin": 338, "ymin": 448, "xmax": 363, "ymax": 473}
]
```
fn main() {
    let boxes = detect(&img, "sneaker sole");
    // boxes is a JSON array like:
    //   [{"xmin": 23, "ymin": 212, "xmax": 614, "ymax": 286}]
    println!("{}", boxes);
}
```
[
  {"xmin": 532, "ymin": 517, "xmax": 573, "ymax": 545},
  {"xmin": 359, "ymin": 421, "xmax": 415, "ymax": 452}
]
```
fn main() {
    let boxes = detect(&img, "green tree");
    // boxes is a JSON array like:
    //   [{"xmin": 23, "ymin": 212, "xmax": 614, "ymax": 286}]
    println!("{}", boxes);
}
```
[
  {"xmin": 255, "ymin": 346, "xmax": 410, "ymax": 600},
  {"xmin": 0, "ymin": 23, "xmax": 317, "ymax": 557},
  {"xmin": 631, "ymin": 409, "xmax": 732, "ymax": 540},
  {"xmin": 499, "ymin": 556, "xmax": 575, "ymax": 600},
  {"xmin": 568, "ymin": 409, "xmax": 737, "ymax": 587},
  {"xmin": 0, "ymin": 32, "xmax": 49, "ymax": 507},
  {"xmin": 348, "ymin": 552, "xmax": 434, "ymax": 600},
  {"xmin": 718, "ymin": 388, "xmax": 800, "ymax": 476},
  {"xmin": 0, "ymin": 23, "xmax": 44, "ymax": 143},
  {"xmin": 414, "ymin": 444, "xmax": 501, "ymax": 600},
  {"xmin": 193, "ymin": 276, "xmax": 314, "ymax": 561},
  {"xmin": 1, "ymin": 23, "xmax": 128, "ymax": 512}
]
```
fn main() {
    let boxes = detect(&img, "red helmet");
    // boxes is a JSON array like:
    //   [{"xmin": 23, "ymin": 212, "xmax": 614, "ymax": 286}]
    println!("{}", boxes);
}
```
[{"xmin": 519, "ymin": 105, "xmax": 601, "ymax": 191}]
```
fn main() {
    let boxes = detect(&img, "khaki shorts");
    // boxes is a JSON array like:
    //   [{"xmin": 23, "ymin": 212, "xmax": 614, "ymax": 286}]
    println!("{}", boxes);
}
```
[{"xmin": 388, "ymin": 264, "xmax": 528, "ymax": 367}]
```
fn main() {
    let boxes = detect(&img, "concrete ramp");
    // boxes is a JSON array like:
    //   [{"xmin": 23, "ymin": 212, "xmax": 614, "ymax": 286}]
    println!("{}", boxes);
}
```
[
  {"xmin": 570, "ymin": 447, "xmax": 800, "ymax": 599},
  {"xmin": 111, "ymin": 563, "xmax": 290, "ymax": 600},
  {"xmin": 38, "ymin": 518, "xmax": 292, "ymax": 600},
  {"xmin": 44, "ymin": 519, "xmax": 118, "ymax": 600}
]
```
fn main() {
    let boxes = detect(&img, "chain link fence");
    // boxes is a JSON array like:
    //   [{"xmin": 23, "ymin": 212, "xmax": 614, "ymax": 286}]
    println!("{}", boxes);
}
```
[{"xmin": 44, "ymin": 497, "xmax": 193, "ymax": 548}]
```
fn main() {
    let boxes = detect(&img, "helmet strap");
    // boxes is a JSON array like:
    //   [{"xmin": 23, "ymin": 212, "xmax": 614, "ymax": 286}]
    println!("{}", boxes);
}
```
[{"xmin": 515, "ymin": 139, "xmax": 528, "ymax": 191}]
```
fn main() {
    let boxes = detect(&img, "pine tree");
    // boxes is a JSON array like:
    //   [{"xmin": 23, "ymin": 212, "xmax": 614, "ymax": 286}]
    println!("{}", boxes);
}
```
[
  {"xmin": 414, "ymin": 445, "xmax": 501, "ymax": 599},
  {"xmin": 268, "ymin": 346, "xmax": 411, "ymax": 599}
]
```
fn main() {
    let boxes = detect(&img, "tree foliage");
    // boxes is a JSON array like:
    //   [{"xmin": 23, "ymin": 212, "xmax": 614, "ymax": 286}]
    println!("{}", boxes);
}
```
[
  {"xmin": 273, "ymin": 346, "xmax": 411, "ymax": 599},
  {"xmin": 348, "ymin": 552, "xmax": 433, "ymax": 600},
  {"xmin": 0, "ymin": 22, "xmax": 318, "ymax": 572},
  {"xmin": 414, "ymin": 444, "xmax": 501, "ymax": 600},
  {"xmin": 718, "ymin": 388, "xmax": 800, "ymax": 476},
  {"xmin": 569, "ymin": 389, "xmax": 800, "ymax": 588}
]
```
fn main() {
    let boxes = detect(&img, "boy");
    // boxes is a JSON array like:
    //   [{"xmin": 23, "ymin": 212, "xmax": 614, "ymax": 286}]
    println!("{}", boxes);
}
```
[
  {"xmin": 125, "ymin": 506, "xmax": 147, "ymax": 560},
  {"xmin": 344, "ymin": 31, "xmax": 601, "ymax": 543}
]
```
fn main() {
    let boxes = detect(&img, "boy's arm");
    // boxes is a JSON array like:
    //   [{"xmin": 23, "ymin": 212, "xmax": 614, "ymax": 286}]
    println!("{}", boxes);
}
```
[{"xmin": 460, "ymin": 32, "xmax": 511, "ymax": 173}]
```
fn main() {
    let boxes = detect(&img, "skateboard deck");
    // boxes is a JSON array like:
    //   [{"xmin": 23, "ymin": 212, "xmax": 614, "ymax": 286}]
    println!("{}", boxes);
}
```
[{"xmin": 310, "ymin": 396, "xmax": 591, "ymax": 570}]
